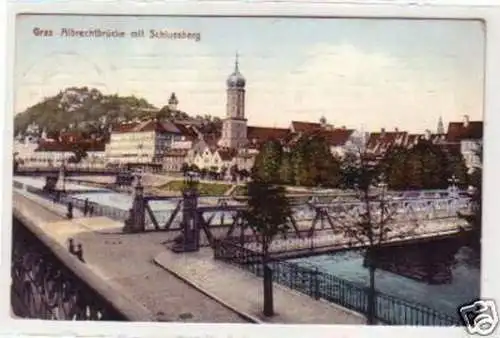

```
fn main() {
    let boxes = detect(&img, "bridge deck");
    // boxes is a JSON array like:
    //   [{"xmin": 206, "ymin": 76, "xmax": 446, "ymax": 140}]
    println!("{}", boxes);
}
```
[
  {"xmin": 13, "ymin": 192, "xmax": 247, "ymax": 323},
  {"xmin": 12, "ymin": 190, "xmax": 366, "ymax": 324}
]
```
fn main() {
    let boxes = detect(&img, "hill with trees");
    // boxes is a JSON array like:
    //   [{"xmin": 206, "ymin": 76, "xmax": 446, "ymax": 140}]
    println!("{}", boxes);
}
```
[{"xmin": 14, "ymin": 86, "xmax": 222, "ymax": 138}]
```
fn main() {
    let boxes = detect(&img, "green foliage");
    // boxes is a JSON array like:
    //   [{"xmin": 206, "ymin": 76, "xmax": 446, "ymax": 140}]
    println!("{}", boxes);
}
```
[
  {"xmin": 460, "ymin": 144, "xmax": 482, "ymax": 242},
  {"xmin": 158, "ymin": 180, "xmax": 231, "ymax": 196},
  {"xmin": 14, "ymin": 86, "xmax": 220, "ymax": 136},
  {"xmin": 242, "ymin": 181, "xmax": 292, "ymax": 251},
  {"xmin": 381, "ymin": 140, "xmax": 469, "ymax": 190},
  {"xmin": 252, "ymin": 139, "xmax": 283, "ymax": 183},
  {"xmin": 14, "ymin": 87, "xmax": 157, "ymax": 135},
  {"xmin": 252, "ymin": 134, "xmax": 342, "ymax": 188},
  {"xmin": 340, "ymin": 150, "xmax": 380, "ymax": 190}
]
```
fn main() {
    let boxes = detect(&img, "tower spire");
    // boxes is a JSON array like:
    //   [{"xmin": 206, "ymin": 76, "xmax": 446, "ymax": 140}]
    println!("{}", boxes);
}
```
[
  {"xmin": 437, "ymin": 116, "xmax": 445, "ymax": 134},
  {"xmin": 235, "ymin": 52, "xmax": 240, "ymax": 72}
]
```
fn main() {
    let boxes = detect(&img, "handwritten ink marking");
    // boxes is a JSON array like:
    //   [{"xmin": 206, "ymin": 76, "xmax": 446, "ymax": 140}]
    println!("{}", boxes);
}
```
[
  {"xmin": 32, "ymin": 27, "xmax": 54, "ymax": 37},
  {"xmin": 149, "ymin": 29, "xmax": 201, "ymax": 42}
]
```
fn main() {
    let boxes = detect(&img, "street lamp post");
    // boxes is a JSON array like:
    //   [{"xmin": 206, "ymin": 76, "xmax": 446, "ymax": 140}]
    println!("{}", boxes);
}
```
[
  {"xmin": 172, "ymin": 171, "xmax": 200, "ymax": 253},
  {"xmin": 448, "ymin": 175, "xmax": 460, "ymax": 215},
  {"xmin": 378, "ymin": 174, "xmax": 388, "ymax": 225},
  {"xmin": 448, "ymin": 175, "xmax": 460, "ymax": 197}
]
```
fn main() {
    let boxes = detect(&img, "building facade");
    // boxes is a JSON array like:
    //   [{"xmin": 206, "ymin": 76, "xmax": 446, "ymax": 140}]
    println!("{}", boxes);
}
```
[
  {"xmin": 446, "ymin": 115, "xmax": 483, "ymax": 172},
  {"xmin": 105, "ymin": 119, "xmax": 183, "ymax": 166}
]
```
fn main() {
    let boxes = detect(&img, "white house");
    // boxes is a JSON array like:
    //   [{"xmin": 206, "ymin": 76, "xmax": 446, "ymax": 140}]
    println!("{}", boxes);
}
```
[
  {"xmin": 105, "ymin": 119, "xmax": 184, "ymax": 167},
  {"xmin": 446, "ymin": 115, "xmax": 483, "ymax": 172}
]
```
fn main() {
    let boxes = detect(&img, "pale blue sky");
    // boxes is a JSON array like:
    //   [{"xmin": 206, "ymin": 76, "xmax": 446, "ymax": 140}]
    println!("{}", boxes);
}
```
[{"xmin": 15, "ymin": 15, "xmax": 485, "ymax": 132}]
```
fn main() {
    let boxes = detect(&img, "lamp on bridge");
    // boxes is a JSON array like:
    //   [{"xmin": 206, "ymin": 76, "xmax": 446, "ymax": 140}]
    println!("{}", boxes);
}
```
[
  {"xmin": 123, "ymin": 171, "xmax": 146, "ymax": 233},
  {"xmin": 55, "ymin": 161, "xmax": 67, "ymax": 193},
  {"xmin": 377, "ymin": 173, "xmax": 387, "ymax": 222},
  {"xmin": 184, "ymin": 171, "xmax": 199, "ymax": 193},
  {"xmin": 172, "ymin": 171, "xmax": 200, "ymax": 253},
  {"xmin": 448, "ymin": 175, "xmax": 460, "ymax": 199},
  {"xmin": 135, "ymin": 171, "xmax": 143, "ymax": 190},
  {"xmin": 377, "ymin": 174, "xmax": 388, "ymax": 198}
]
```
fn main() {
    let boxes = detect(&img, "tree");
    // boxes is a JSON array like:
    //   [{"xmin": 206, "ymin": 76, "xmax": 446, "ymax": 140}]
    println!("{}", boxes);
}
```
[
  {"xmin": 200, "ymin": 168, "xmax": 208, "ymax": 179},
  {"xmin": 288, "ymin": 133, "xmax": 342, "ymax": 187},
  {"xmin": 278, "ymin": 152, "xmax": 294, "ymax": 185},
  {"xmin": 220, "ymin": 166, "xmax": 228, "ymax": 180},
  {"xmin": 339, "ymin": 146, "xmax": 418, "ymax": 324},
  {"xmin": 181, "ymin": 162, "xmax": 190, "ymax": 176},
  {"xmin": 252, "ymin": 139, "xmax": 283, "ymax": 183},
  {"xmin": 459, "ymin": 144, "xmax": 482, "ymax": 246},
  {"xmin": 381, "ymin": 140, "xmax": 468, "ymax": 190},
  {"xmin": 189, "ymin": 164, "xmax": 200, "ymax": 173},
  {"xmin": 241, "ymin": 180, "xmax": 292, "ymax": 317},
  {"xmin": 238, "ymin": 168, "xmax": 250, "ymax": 181},
  {"xmin": 229, "ymin": 164, "xmax": 239, "ymax": 182}
]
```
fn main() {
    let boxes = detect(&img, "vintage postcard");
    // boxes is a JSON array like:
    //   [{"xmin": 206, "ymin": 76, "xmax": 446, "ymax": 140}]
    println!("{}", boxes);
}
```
[{"xmin": 6, "ymin": 6, "xmax": 499, "ymax": 338}]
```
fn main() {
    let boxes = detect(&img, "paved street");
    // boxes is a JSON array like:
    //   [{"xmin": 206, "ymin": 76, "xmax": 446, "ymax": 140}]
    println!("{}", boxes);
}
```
[
  {"xmin": 154, "ymin": 248, "xmax": 366, "ymax": 324},
  {"xmin": 13, "ymin": 192, "xmax": 248, "ymax": 323},
  {"xmin": 13, "ymin": 190, "xmax": 369, "ymax": 324}
]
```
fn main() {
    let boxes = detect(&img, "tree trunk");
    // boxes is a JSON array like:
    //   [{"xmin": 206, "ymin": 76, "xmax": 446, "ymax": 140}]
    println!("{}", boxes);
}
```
[
  {"xmin": 367, "ymin": 263, "xmax": 376, "ymax": 325},
  {"xmin": 262, "ymin": 242, "xmax": 274, "ymax": 317}
]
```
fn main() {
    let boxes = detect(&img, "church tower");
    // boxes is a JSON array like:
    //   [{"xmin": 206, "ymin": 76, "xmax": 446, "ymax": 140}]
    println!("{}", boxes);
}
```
[
  {"xmin": 437, "ymin": 116, "xmax": 445, "ymax": 134},
  {"xmin": 218, "ymin": 54, "xmax": 247, "ymax": 149}
]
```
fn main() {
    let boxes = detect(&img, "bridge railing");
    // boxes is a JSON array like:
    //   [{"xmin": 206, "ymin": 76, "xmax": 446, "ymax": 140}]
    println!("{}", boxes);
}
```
[
  {"xmin": 213, "ymin": 239, "xmax": 462, "ymax": 326},
  {"xmin": 22, "ymin": 185, "xmax": 129, "ymax": 221},
  {"xmin": 11, "ymin": 213, "xmax": 152, "ymax": 321},
  {"xmin": 14, "ymin": 166, "xmax": 122, "ymax": 175}
]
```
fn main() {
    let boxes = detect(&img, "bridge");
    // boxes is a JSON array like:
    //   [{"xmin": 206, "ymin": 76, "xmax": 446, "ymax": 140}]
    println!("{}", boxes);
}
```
[
  {"xmin": 14, "ymin": 166, "xmax": 123, "ymax": 177},
  {"xmin": 16, "ymin": 176, "xmax": 473, "ymax": 257},
  {"xmin": 11, "ymin": 178, "xmax": 474, "ymax": 326}
]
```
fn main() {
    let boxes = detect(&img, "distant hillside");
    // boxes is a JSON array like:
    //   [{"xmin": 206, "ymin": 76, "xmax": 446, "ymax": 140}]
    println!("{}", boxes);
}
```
[
  {"xmin": 14, "ymin": 87, "xmax": 220, "ymax": 137},
  {"xmin": 14, "ymin": 87, "xmax": 159, "ymax": 135}
]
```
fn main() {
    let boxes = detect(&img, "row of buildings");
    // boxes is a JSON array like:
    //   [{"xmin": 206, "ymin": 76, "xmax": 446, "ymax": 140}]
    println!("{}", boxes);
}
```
[{"xmin": 13, "ymin": 57, "xmax": 483, "ymax": 174}]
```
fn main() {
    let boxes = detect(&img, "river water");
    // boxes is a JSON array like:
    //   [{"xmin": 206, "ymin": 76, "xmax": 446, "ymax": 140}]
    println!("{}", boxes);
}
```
[
  {"xmin": 13, "ymin": 176, "xmax": 480, "ymax": 320},
  {"xmin": 290, "ymin": 236, "xmax": 480, "ymax": 319}
]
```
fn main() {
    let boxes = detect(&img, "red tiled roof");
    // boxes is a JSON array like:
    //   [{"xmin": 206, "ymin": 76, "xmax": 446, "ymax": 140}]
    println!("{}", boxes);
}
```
[
  {"xmin": 203, "ymin": 133, "xmax": 221, "ymax": 147},
  {"xmin": 290, "ymin": 121, "xmax": 322, "ymax": 133},
  {"xmin": 367, "ymin": 131, "xmax": 408, "ymax": 149},
  {"xmin": 58, "ymin": 131, "xmax": 84, "ymax": 143},
  {"xmin": 217, "ymin": 148, "xmax": 238, "ymax": 161},
  {"xmin": 446, "ymin": 121, "xmax": 483, "ymax": 142},
  {"xmin": 316, "ymin": 128, "xmax": 354, "ymax": 146},
  {"xmin": 247, "ymin": 126, "xmax": 290, "ymax": 144},
  {"xmin": 36, "ymin": 140, "xmax": 106, "ymax": 152},
  {"xmin": 403, "ymin": 134, "xmax": 422, "ymax": 147},
  {"xmin": 113, "ymin": 119, "xmax": 181, "ymax": 134},
  {"xmin": 173, "ymin": 122, "xmax": 198, "ymax": 140},
  {"xmin": 164, "ymin": 149, "xmax": 188, "ymax": 157}
]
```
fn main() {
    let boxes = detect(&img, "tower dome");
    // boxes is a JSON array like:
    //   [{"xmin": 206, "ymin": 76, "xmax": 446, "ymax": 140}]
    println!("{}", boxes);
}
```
[{"xmin": 226, "ymin": 53, "xmax": 246, "ymax": 88}]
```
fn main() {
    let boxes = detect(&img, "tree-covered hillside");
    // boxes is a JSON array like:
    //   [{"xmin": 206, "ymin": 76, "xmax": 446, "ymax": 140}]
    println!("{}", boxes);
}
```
[
  {"xmin": 15, "ymin": 87, "xmax": 159, "ymax": 135},
  {"xmin": 14, "ymin": 87, "xmax": 218, "ymax": 136}
]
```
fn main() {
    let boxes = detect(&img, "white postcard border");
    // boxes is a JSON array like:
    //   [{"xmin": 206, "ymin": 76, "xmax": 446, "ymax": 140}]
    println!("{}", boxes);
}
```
[{"xmin": 1, "ymin": 1, "xmax": 499, "ymax": 338}]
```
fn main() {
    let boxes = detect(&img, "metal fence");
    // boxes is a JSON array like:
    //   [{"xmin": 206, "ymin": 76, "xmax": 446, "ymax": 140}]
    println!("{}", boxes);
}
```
[
  {"xmin": 213, "ymin": 239, "xmax": 462, "ymax": 326},
  {"xmin": 24, "ymin": 186, "xmax": 129, "ymax": 221},
  {"xmin": 11, "ymin": 216, "xmax": 133, "ymax": 320}
]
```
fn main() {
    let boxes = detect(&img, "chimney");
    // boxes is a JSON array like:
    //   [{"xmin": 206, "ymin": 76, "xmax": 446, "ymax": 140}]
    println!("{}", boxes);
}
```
[
  {"xmin": 381, "ymin": 128, "xmax": 386, "ymax": 136},
  {"xmin": 319, "ymin": 116, "xmax": 327, "ymax": 128},
  {"xmin": 463, "ymin": 114, "xmax": 470, "ymax": 127},
  {"xmin": 168, "ymin": 92, "xmax": 179, "ymax": 111},
  {"xmin": 394, "ymin": 127, "xmax": 399, "ymax": 132},
  {"xmin": 425, "ymin": 129, "xmax": 431, "ymax": 140}
]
